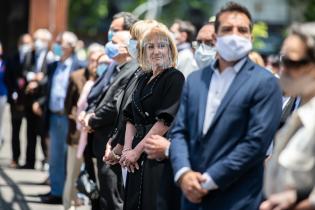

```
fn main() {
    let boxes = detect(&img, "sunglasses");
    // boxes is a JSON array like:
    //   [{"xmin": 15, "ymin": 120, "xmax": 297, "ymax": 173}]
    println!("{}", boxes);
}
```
[{"xmin": 280, "ymin": 55, "xmax": 312, "ymax": 69}]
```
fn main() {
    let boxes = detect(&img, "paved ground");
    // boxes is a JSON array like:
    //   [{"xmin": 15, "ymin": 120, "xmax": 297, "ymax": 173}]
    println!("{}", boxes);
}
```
[{"xmin": 0, "ymin": 105, "xmax": 90, "ymax": 210}]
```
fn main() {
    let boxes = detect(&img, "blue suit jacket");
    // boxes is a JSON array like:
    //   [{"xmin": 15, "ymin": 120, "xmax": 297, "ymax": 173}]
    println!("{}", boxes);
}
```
[{"xmin": 169, "ymin": 58, "xmax": 282, "ymax": 210}]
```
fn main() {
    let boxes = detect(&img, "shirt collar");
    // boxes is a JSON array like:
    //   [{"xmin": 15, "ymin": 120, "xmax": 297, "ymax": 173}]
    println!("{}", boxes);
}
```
[
  {"xmin": 62, "ymin": 56, "xmax": 73, "ymax": 67},
  {"xmin": 211, "ymin": 57, "xmax": 247, "ymax": 74}
]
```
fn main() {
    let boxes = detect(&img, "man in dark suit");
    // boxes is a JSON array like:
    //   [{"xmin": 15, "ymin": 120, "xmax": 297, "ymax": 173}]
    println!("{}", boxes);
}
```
[
  {"xmin": 81, "ymin": 31, "xmax": 138, "ymax": 210},
  {"xmin": 21, "ymin": 29, "xmax": 54, "ymax": 169},
  {"xmin": 34, "ymin": 31, "xmax": 84, "ymax": 204},
  {"xmin": 169, "ymin": 2, "xmax": 282, "ymax": 210},
  {"xmin": 6, "ymin": 34, "xmax": 34, "ymax": 168}
]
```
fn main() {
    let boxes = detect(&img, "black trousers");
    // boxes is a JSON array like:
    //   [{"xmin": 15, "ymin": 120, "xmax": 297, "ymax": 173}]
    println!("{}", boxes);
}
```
[
  {"xmin": 97, "ymin": 158, "xmax": 124, "ymax": 210},
  {"xmin": 10, "ymin": 106, "xmax": 24, "ymax": 162},
  {"xmin": 25, "ymin": 108, "xmax": 47, "ymax": 168}
]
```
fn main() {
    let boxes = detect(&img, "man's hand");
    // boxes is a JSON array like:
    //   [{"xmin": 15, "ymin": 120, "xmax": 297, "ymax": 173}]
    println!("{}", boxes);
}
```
[
  {"xmin": 26, "ymin": 81, "xmax": 39, "ymax": 93},
  {"xmin": 144, "ymin": 135, "xmax": 170, "ymax": 160},
  {"xmin": 35, "ymin": 72, "xmax": 44, "ymax": 81},
  {"xmin": 179, "ymin": 171, "xmax": 208, "ymax": 203},
  {"xmin": 260, "ymin": 190, "xmax": 297, "ymax": 210},
  {"xmin": 82, "ymin": 113, "xmax": 95, "ymax": 132},
  {"xmin": 103, "ymin": 138, "xmax": 112, "ymax": 162},
  {"xmin": 77, "ymin": 111, "xmax": 86, "ymax": 123},
  {"xmin": 103, "ymin": 140, "xmax": 122, "ymax": 165},
  {"xmin": 32, "ymin": 102, "xmax": 43, "ymax": 116}
]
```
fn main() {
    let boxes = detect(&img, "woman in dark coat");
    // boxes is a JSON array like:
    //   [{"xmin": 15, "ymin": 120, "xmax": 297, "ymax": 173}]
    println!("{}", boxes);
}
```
[{"xmin": 119, "ymin": 25, "xmax": 185, "ymax": 210}]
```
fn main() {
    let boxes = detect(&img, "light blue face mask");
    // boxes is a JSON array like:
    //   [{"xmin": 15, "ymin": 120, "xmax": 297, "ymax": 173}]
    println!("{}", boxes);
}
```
[
  {"xmin": 52, "ymin": 43, "xmax": 63, "ymax": 57},
  {"xmin": 104, "ymin": 41, "xmax": 120, "ymax": 59},
  {"xmin": 96, "ymin": 63, "xmax": 108, "ymax": 76},
  {"xmin": 127, "ymin": 39, "xmax": 138, "ymax": 59},
  {"xmin": 108, "ymin": 30, "xmax": 115, "ymax": 42}
]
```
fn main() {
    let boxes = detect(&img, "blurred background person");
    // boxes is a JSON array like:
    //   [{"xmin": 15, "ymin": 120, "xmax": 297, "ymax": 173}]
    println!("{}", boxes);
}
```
[
  {"xmin": 192, "ymin": 18, "xmax": 216, "ymax": 69},
  {"xmin": 75, "ymin": 40, "xmax": 87, "ymax": 62},
  {"xmin": 21, "ymin": 28, "xmax": 54, "ymax": 169},
  {"xmin": 266, "ymin": 54, "xmax": 281, "ymax": 77},
  {"xmin": 37, "ymin": 31, "xmax": 84, "ymax": 204},
  {"xmin": 170, "ymin": 19, "xmax": 198, "ymax": 78},
  {"xmin": 249, "ymin": 51, "xmax": 265, "ymax": 67},
  {"xmin": 0, "ymin": 41, "xmax": 7, "ymax": 151},
  {"xmin": 5, "ymin": 34, "xmax": 33, "ymax": 168},
  {"xmin": 261, "ymin": 22, "xmax": 315, "ymax": 210},
  {"xmin": 63, "ymin": 43, "xmax": 104, "ymax": 210}
]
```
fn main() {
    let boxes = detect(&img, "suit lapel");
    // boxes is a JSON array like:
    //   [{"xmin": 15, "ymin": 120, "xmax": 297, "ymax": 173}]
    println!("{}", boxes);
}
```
[
  {"xmin": 197, "ymin": 66, "xmax": 213, "ymax": 135},
  {"xmin": 205, "ymin": 59, "xmax": 254, "ymax": 134}
]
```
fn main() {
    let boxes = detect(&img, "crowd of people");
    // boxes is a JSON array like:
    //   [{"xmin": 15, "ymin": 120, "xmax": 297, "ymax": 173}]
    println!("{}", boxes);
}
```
[{"xmin": 0, "ymin": 1, "xmax": 314, "ymax": 210}]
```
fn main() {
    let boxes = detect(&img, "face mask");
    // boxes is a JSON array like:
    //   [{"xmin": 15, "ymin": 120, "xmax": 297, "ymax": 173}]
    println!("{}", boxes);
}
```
[
  {"xmin": 194, "ymin": 43, "xmax": 216, "ymax": 68},
  {"xmin": 18, "ymin": 44, "xmax": 32, "ymax": 55},
  {"xmin": 105, "ymin": 41, "xmax": 119, "ymax": 59},
  {"xmin": 108, "ymin": 30, "xmax": 115, "ymax": 42},
  {"xmin": 34, "ymin": 39, "xmax": 48, "ymax": 52},
  {"xmin": 52, "ymin": 43, "xmax": 63, "ymax": 57},
  {"xmin": 216, "ymin": 34, "xmax": 252, "ymax": 62},
  {"xmin": 127, "ymin": 39, "xmax": 138, "ymax": 59},
  {"xmin": 96, "ymin": 63, "xmax": 108, "ymax": 76}
]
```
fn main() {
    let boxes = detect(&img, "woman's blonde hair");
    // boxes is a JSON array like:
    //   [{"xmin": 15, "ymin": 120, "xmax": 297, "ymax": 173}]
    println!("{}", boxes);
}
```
[
  {"xmin": 130, "ymin": 20, "xmax": 159, "ymax": 41},
  {"xmin": 138, "ymin": 24, "xmax": 178, "ymax": 71}
]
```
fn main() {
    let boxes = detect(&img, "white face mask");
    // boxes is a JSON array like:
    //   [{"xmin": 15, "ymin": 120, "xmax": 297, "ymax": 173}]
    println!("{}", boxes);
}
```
[
  {"xmin": 34, "ymin": 39, "xmax": 48, "ymax": 52},
  {"xmin": 127, "ymin": 39, "xmax": 138, "ymax": 59},
  {"xmin": 216, "ymin": 34, "xmax": 252, "ymax": 62},
  {"xmin": 194, "ymin": 43, "xmax": 216, "ymax": 68},
  {"xmin": 18, "ymin": 44, "xmax": 32, "ymax": 55}
]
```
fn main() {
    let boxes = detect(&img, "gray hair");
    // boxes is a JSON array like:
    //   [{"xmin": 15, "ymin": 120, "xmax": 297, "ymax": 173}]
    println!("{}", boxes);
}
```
[
  {"xmin": 113, "ymin": 12, "xmax": 138, "ymax": 30},
  {"xmin": 62, "ymin": 31, "xmax": 78, "ymax": 48},
  {"xmin": 87, "ymin": 43, "xmax": 104, "ymax": 56},
  {"xmin": 33, "ymin": 28, "xmax": 52, "ymax": 41}
]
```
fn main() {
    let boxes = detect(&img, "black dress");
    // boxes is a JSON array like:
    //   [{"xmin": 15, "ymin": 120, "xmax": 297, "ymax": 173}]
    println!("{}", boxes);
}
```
[{"xmin": 123, "ymin": 67, "xmax": 185, "ymax": 210}]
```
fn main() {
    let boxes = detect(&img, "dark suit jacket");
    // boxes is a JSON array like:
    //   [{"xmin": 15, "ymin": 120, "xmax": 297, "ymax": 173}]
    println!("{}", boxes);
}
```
[
  {"xmin": 169, "ymin": 58, "xmax": 282, "ymax": 210},
  {"xmin": 86, "ymin": 61, "xmax": 117, "ymax": 111},
  {"xmin": 5, "ymin": 51, "xmax": 35, "ymax": 109},
  {"xmin": 64, "ymin": 68, "xmax": 89, "ymax": 145},
  {"xmin": 88, "ymin": 59, "xmax": 138, "ymax": 158}
]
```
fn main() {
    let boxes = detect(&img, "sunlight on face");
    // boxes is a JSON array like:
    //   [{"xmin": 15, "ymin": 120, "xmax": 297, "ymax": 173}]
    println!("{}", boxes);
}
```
[{"xmin": 144, "ymin": 36, "xmax": 171, "ymax": 70}]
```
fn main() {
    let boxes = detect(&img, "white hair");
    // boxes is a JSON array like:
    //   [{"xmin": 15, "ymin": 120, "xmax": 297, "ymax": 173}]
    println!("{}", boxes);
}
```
[
  {"xmin": 33, "ymin": 28, "xmax": 52, "ymax": 41},
  {"xmin": 87, "ymin": 43, "xmax": 104, "ymax": 56},
  {"xmin": 62, "ymin": 31, "xmax": 78, "ymax": 48}
]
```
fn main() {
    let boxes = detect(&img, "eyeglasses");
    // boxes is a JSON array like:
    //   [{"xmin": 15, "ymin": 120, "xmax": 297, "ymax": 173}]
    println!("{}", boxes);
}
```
[
  {"xmin": 192, "ymin": 40, "xmax": 214, "ymax": 49},
  {"xmin": 280, "ymin": 55, "xmax": 313, "ymax": 69}
]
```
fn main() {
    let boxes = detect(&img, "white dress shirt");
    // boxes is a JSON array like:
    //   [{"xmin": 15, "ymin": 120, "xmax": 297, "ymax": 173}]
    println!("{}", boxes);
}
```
[
  {"xmin": 49, "ymin": 57, "xmax": 73, "ymax": 112},
  {"xmin": 174, "ymin": 58, "xmax": 247, "ymax": 190}
]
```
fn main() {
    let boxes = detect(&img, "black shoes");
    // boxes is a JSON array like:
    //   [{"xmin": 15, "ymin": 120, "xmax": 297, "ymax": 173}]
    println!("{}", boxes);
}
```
[
  {"xmin": 39, "ymin": 192, "xmax": 62, "ymax": 204},
  {"xmin": 18, "ymin": 164, "xmax": 35, "ymax": 169}
]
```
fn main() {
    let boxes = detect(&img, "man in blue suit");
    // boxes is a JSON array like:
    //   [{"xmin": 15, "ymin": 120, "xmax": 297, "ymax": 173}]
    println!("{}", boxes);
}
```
[{"xmin": 169, "ymin": 2, "xmax": 282, "ymax": 210}]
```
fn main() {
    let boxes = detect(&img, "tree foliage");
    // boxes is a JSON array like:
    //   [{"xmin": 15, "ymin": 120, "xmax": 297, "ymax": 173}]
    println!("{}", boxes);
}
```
[{"xmin": 68, "ymin": 0, "xmax": 212, "ymax": 42}]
